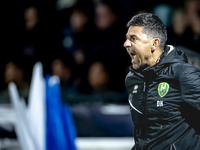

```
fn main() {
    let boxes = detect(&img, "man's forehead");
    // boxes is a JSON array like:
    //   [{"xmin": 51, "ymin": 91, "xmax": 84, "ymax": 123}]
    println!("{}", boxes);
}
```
[
  {"xmin": 126, "ymin": 26, "xmax": 151, "ymax": 42},
  {"xmin": 126, "ymin": 26, "xmax": 144, "ymax": 38},
  {"xmin": 127, "ymin": 26, "xmax": 143, "ymax": 34}
]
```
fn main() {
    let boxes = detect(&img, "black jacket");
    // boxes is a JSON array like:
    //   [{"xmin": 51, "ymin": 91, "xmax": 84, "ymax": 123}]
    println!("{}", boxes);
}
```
[{"xmin": 125, "ymin": 45, "xmax": 200, "ymax": 150}]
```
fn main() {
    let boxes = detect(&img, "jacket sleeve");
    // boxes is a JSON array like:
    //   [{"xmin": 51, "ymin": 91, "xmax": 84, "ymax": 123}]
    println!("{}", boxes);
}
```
[{"xmin": 180, "ymin": 64, "xmax": 200, "ymax": 111}]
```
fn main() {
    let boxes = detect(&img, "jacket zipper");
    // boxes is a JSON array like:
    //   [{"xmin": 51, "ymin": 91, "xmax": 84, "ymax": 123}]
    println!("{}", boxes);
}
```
[
  {"xmin": 141, "ymin": 82, "xmax": 147, "ymax": 150},
  {"xmin": 143, "ymin": 82, "xmax": 147, "ymax": 126},
  {"xmin": 143, "ymin": 82, "xmax": 146, "ymax": 92}
]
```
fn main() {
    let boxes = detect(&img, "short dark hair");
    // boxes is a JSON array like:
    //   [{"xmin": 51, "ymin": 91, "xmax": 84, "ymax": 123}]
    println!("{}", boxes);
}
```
[{"xmin": 127, "ymin": 13, "xmax": 167, "ymax": 50}]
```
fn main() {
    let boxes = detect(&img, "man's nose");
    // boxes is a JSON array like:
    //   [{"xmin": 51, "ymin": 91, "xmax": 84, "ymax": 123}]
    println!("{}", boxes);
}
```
[{"xmin": 124, "ymin": 39, "xmax": 131, "ymax": 48}]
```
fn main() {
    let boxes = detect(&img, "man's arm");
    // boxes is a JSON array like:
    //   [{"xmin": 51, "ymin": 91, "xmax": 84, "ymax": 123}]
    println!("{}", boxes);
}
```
[{"xmin": 180, "ymin": 64, "xmax": 200, "ymax": 110}]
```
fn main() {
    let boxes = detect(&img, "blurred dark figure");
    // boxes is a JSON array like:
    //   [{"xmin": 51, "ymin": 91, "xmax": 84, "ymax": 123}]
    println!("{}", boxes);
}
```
[
  {"xmin": 51, "ymin": 57, "xmax": 80, "ymax": 90},
  {"xmin": 58, "ymin": 0, "xmax": 96, "ymax": 93},
  {"xmin": 87, "ymin": 61, "xmax": 128, "ymax": 104},
  {"xmin": 167, "ymin": 0, "xmax": 200, "ymax": 51},
  {"xmin": 91, "ymin": 0, "xmax": 124, "ymax": 62},
  {"xmin": 172, "ymin": 9, "xmax": 187, "ymax": 37},
  {"xmin": 4, "ymin": 62, "xmax": 29, "ymax": 91},
  {"xmin": 0, "ymin": 60, "xmax": 29, "ymax": 104},
  {"xmin": 88, "ymin": 61, "xmax": 109, "ymax": 91},
  {"xmin": 51, "ymin": 59, "xmax": 73, "ymax": 84},
  {"xmin": 60, "ymin": 0, "xmax": 95, "ymax": 65},
  {"xmin": 184, "ymin": 0, "xmax": 200, "ymax": 47},
  {"xmin": 21, "ymin": 6, "xmax": 41, "ymax": 70},
  {"xmin": 50, "ymin": 57, "xmax": 83, "ymax": 104},
  {"xmin": 94, "ymin": 1, "xmax": 118, "ymax": 31},
  {"xmin": 90, "ymin": 0, "xmax": 129, "ymax": 91},
  {"xmin": 20, "ymin": 5, "xmax": 57, "ymax": 77},
  {"xmin": 58, "ymin": 61, "xmax": 128, "ymax": 104},
  {"xmin": 24, "ymin": 6, "xmax": 40, "ymax": 31}
]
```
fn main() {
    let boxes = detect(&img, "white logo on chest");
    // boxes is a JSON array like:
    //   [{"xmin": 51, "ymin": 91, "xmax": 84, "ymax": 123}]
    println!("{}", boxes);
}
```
[{"xmin": 157, "ymin": 100, "xmax": 163, "ymax": 107}]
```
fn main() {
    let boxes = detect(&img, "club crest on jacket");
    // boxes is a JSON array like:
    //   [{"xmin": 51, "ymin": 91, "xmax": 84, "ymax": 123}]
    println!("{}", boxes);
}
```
[{"xmin": 158, "ymin": 82, "xmax": 169, "ymax": 98}]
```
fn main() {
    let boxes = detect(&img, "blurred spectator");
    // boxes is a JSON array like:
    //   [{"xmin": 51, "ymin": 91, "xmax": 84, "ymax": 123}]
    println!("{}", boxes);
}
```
[
  {"xmin": 83, "ymin": 0, "xmax": 129, "ymax": 91},
  {"xmin": 89, "ymin": 61, "xmax": 128, "ymax": 103},
  {"xmin": 50, "ymin": 56, "xmax": 85, "ymax": 104},
  {"xmin": 50, "ymin": 56, "xmax": 81, "ymax": 91},
  {"xmin": 172, "ymin": 9, "xmax": 187, "ymax": 37},
  {"xmin": 51, "ymin": 59, "xmax": 73, "ymax": 83},
  {"xmin": 0, "ymin": 61, "xmax": 29, "ymax": 104},
  {"xmin": 19, "ymin": 5, "xmax": 58, "ymax": 77},
  {"xmin": 58, "ymin": 0, "xmax": 96, "ymax": 93},
  {"xmin": 24, "ymin": 6, "xmax": 40, "ymax": 31},
  {"xmin": 59, "ymin": 61, "xmax": 128, "ymax": 104},
  {"xmin": 4, "ymin": 62, "xmax": 29, "ymax": 90},
  {"xmin": 21, "ymin": 6, "xmax": 41, "ymax": 66},
  {"xmin": 167, "ymin": 0, "xmax": 200, "ymax": 51},
  {"xmin": 88, "ymin": 61, "xmax": 109, "ymax": 91},
  {"xmin": 86, "ymin": 61, "xmax": 128, "ymax": 104},
  {"xmin": 60, "ymin": 0, "xmax": 95, "ymax": 64},
  {"xmin": 94, "ymin": 1, "xmax": 118, "ymax": 31},
  {"xmin": 167, "ymin": 8, "xmax": 186, "ymax": 41},
  {"xmin": 184, "ymin": 0, "xmax": 200, "ymax": 41}
]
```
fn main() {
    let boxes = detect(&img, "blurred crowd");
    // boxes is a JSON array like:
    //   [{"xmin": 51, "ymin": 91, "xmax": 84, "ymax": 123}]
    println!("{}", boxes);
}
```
[{"xmin": 0, "ymin": 0, "xmax": 200, "ymax": 105}]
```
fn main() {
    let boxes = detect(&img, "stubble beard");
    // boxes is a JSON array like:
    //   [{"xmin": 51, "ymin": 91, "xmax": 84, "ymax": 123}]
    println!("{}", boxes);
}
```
[
  {"xmin": 132, "ymin": 57, "xmax": 141, "ymax": 69},
  {"xmin": 132, "ymin": 54, "xmax": 151, "ymax": 70}
]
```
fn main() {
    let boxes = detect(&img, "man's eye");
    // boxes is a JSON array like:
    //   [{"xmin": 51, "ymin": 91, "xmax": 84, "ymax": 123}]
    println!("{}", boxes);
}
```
[{"xmin": 131, "ymin": 36, "xmax": 136, "ymax": 40}]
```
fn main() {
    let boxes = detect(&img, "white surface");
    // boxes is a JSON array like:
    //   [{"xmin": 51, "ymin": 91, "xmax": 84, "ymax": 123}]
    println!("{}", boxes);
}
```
[
  {"xmin": 0, "ymin": 137, "xmax": 135, "ymax": 150},
  {"xmin": 76, "ymin": 137, "xmax": 135, "ymax": 150},
  {"xmin": 100, "ymin": 104, "xmax": 130, "ymax": 115}
]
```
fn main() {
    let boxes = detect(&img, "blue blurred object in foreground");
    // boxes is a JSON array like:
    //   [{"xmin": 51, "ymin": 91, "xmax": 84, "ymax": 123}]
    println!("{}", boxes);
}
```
[{"xmin": 45, "ymin": 74, "xmax": 77, "ymax": 150}]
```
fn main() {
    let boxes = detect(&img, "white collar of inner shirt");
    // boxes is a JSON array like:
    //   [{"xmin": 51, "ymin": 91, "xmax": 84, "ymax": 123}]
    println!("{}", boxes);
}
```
[{"xmin": 157, "ymin": 45, "xmax": 174, "ymax": 63}]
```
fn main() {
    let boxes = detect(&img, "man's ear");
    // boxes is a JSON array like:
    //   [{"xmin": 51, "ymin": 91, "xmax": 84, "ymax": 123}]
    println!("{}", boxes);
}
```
[{"xmin": 151, "ymin": 38, "xmax": 160, "ymax": 53}]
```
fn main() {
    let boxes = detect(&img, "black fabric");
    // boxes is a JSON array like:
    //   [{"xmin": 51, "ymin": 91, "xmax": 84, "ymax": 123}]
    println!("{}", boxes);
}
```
[{"xmin": 125, "ymin": 45, "xmax": 200, "ymax": 150}]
